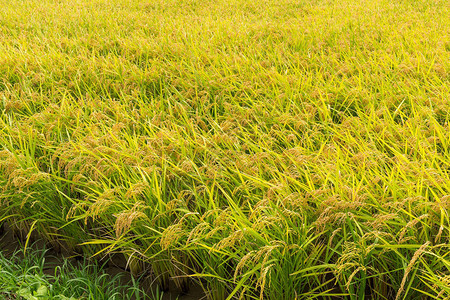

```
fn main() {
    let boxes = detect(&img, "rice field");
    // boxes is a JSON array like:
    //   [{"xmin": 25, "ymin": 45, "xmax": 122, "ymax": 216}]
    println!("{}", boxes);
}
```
[{"xmin": 0, "ymin": 0, "xmax": 449, "ymax": 298}]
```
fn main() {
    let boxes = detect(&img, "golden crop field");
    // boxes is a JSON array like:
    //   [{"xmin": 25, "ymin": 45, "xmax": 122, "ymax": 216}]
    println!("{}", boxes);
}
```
[{"xmin": 0, "ymin": 0, "xmax": 449, "ymax": 298}]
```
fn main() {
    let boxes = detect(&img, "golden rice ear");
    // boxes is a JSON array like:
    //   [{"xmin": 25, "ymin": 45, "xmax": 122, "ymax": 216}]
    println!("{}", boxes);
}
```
[
  {"xmin": 397, "ymin": 214, "xmax": 429, "ymax": 244},
  {"xmin": 213, "ymin": 229, "xmax": 244, "ymax": 251},
  {"xmin": 124, "ymin": 182, "xmax": 149, "ymax": 200},
  {"xmin": 186, "ymin": 221, "xmax": 210, "ymax": 245},
  {"xmin": 160, "ymin": 223, "xmax": 184, "ymax": 250},
  {"xmin": 234, "ymin": 251, "xmax": 256, "ymax": 282},
  {"xmin": 395, "ymin": 242, "xmax": 431, "ymax": 300},
  {"xmin": 114, "ymin": 204, "xmax": 147, "ymax": 238},
  {"xmin": 257, "ymin": 263, "xmax": 274, "ymax": 300}
]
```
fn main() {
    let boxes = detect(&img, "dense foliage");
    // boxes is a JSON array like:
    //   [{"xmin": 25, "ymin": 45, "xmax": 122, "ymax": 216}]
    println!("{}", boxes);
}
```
[{"xmin": 0, "ymin": 0, "xmax": 449, "ymax": 298}]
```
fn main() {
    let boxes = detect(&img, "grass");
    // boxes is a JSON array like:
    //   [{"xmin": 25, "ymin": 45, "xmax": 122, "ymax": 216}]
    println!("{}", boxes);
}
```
[
  {"xmin": 0, "ymin": 0, "xmax": 449, "ymax": 298},
  {"xmin": 0, "ymin": 246, "xmax": 150, "ymax": 299}
]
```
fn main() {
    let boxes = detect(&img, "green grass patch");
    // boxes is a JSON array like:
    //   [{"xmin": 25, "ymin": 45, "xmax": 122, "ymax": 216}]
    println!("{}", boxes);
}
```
[{"xmin": 0, "ymin": 246, "xmax": 150, "ymax": 300}]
